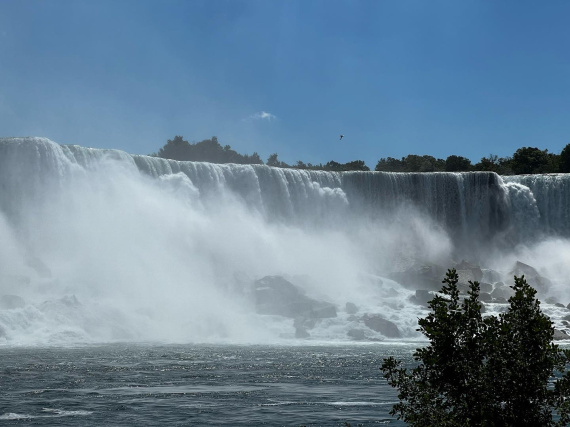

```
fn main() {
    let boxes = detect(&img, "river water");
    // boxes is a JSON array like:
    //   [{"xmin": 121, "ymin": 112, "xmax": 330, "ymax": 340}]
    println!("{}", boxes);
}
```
[{"xmin": 0, "ymin": 343, "xmax": 415, "ymax": 426}]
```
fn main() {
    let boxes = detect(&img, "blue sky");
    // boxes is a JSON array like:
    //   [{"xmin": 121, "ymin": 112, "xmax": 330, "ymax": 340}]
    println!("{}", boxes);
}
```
[{"xmin": 1, "ymin": 0, "xmax": 569, "ymax": 168}]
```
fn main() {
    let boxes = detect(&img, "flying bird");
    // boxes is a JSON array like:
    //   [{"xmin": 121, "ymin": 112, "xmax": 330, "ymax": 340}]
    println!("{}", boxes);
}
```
[{"xmin": 339, "ymin": 134, "xmax": 344, "ymax": 140}]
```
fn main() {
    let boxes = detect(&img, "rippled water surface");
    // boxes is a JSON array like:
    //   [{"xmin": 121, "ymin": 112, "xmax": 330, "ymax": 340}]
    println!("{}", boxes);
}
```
[{"xmin": 0, "ymin": 344, "xmax": 416, "ymax": 426}]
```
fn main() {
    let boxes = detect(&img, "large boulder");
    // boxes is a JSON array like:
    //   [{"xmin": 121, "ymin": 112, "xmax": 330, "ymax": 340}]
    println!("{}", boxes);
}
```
[
  {"xmin": 491, "ymin": 283, "xmax": 514, "ymax": 300},
  {"xmin": 254, "ymin": 276, "xmax": 336, "ymax": 319},
  {"xmin": 390, "ymin": 263, "xmax": 445, "ymax": 291},
  {"xmin": 509, "ymin": 261, "xmax": 551, "ymax": 293},
  {"xmin": 482, "ymin": 268, "xmax": 503, "ymax": 283},
  {"xmin": 409, "ymin": 289, "xmax": 432, "ymax": 307},
  {"xmin": 347, "ymin": 328, "xmax": 366, "ymax": 340},
  {"xmin": 361, "ymin": 314, "xmax": 401, "ymax": 338},
  {"xmin": 553, "ymin": 329, "xmax": 570, "ymax": 340},
  {"xmin": 454, "ymin": 260, "xmax": 483, "ymax": 281},
  {"xmin": 345, "ymin": 302, "xmax": 358, "ymax": 315}
]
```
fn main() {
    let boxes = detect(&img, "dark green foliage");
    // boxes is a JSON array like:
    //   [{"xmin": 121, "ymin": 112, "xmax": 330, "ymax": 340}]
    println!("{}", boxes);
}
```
[
  {"xmin": 381, "ymin": 269, "xmax": 570, "ymax": 426},
  {"xmin": 445, "ymin": 155, "xmax": 472, "ymax": 172},
  {"xmin": 376, "ymin": 155, "xmax": 445, "ymax": 172},
  {"xmin": 511, "ymin": 146, "xmax": 552, "ymax": 174},
  {"xmin": 266, "ymin": 153, "xmax": 289, "ymax": 168},
  {"xmin": 324, "ymin": 160, "xmax": 370, "ymax": 172},
  {"xmin": 154, "ymin": 136, "xmax": 568, "ymax": 174},
  {"xmin": 560, "ymin": 143, "xmax": 570, "ymax": 173},
  {"xmin": 156, "ymin": 136, "xmax": 264, "ymax": 164},
  {"xmin": 375, "ymin": 157, "xmax": 404, "ymax": 172},
  {"xmin": 474, "ymin": 154, "xmax": 513, "ymax": 175}
]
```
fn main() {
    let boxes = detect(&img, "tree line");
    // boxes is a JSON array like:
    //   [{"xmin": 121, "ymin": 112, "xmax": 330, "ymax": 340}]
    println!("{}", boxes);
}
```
[{"xmin": 152, "ymin": 135, "xmax": 570, "ymax": 174}]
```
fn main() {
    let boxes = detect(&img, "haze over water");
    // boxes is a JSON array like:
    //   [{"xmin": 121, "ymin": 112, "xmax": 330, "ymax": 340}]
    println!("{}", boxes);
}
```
[{"xmin": 1, "ymin": 137, "xmax": 569, "ymax": 346}]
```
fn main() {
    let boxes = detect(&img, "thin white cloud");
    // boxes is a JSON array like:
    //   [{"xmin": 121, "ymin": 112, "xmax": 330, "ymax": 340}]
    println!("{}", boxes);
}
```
[{"xmin": 246, "ymin": 111, "xmax": 277, "ymax": 121}]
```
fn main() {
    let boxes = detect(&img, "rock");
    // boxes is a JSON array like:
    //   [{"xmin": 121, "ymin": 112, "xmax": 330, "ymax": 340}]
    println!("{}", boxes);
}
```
[
  {"xmin": 311, "ymin": 302, "xmax": 337, "ymax": 318},
  {"xmin": 254, "ymin": 276, "xmax": 336, "ymax": 319},
  {"xmin": 482, "ymin": 268, "xmax": 502, "ymax": 283},
  {"xmin": 567, "ymin": 303, "xmax": 570, "ymax": 310},
  {"xmin": 493, "ymin": 297, "xmax": 507, "ymax": 304},
  {"xmin": 347, "ymin": 329, "xmax": 366, "ymax": 340},
  {"xmin": 345, "ymin": 302, "xmax": 358, "ymax": 315},
  {"xmin": 294, "ymin": 317, "xmax": 317, "ymax": 330},
  {"xmin": 510, "ymin": 261, "xmax": 540, "ymax": 278},
  {"xmin": 361, "ymin": 314, "xmax": 401, "ymax": 338},
  {"xmin": 389, "ymin": 263, "xmax": 446, "ymax": 291},
  {"xmin": 410, "ymin": 289, "xmax": 432, "ymax": 307},
  {"xmin": 491, "ymin": 284, "xmax": 514, "ymax": 300},
  {"xmin": 509, "ymin": 261, "xmax": 550, "ymax": 293},
  {"xmin": 454, "ymin": 260, "xmax": 483, "ymax": 281},
  {"xmin": 0, "ymin": 295, "xmax": 26, "ymax": 310},
  {"xmin": 457, "ymin": 282, "xmax": 471, "ymax": 295},
  {"xmin": 546, "ymin": 297, "xmax": 559, "ymax": 305},
  {"xmin": 479, "ymin": 292, "xmax": 493, "ymax": 303},
  {"xmin": 479, "ymin": 282, "xmax": 493, "ymax": 293},
  {"xmin": 555, "ymin": 303, "xmax": 566, "ymax": 308},
  {"xmin": 553, "ymin": 329, "xmax": 570, "ymax": 340},
  {"xmin": 480, "ymin": 303, "xmax": 486, "ymax": 314},
  {"xmin": 456, "ymin": 270, "xmax": 479, "ymax": 286}
]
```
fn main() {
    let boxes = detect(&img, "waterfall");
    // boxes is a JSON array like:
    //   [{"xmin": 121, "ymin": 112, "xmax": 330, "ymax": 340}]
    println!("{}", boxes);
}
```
[{"xmin": 0, "ymin": 137, "xmax": 569, "ymax": 345}]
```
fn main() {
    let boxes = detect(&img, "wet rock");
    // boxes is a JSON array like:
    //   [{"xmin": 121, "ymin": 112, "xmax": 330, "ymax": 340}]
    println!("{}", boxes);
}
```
[
  {"xmin": 493, "ymin": 297, "xmax": 507, "ymax": 304},
  {"xmin": 509, "ymin": 261, "xmax": 550, "ymax": 293},
  {"xmin": 0, "ymin": 295, "xmax": 25, "ymax": 310},
  {"xmin": 294, "ymin": 317, "xmax": 317, "ymax": 330},
  {"xmin": 254, "ymin": 276, "xmax": 336, "ymax": 319},
  {"xmin": 361, "ymin": 314, "xmax": 401, "ymax": 338},
  {"xmin": 479, "ymin": 282, "xmax": 493, "ymax": 293},
  {"xmin": 454, "ymin": 260, "xmax": 483, "ymax": 281},
  {"xmin": 409, "ymin": 289, "xmax": 432, "ymax": 307},
  {"xmin": 457, "ymin": 270, "xmax": 480, "ymax": 286},
  {"xmin": 491, "ymin": 284, "xmax": 514, "ymax": 300},
  {"xmin": 553, "ymin": 329, "xmax": 570, "ymax": 340},
  {"xmin": 479, "ymin": 292, "xmax": 493, "ymax": 303},
  {"xmin": 347, "ymin": 329, "xmax": 366, "ymax": 340},
  {"xmin": 390, "ymin": 263, "xmax": 445, "ymax": 291},
  {"xmin": 482, "ymin": 268, "xmax": 502, "ymax": 283},
  {"xmin": 555, "ymin": 303, "xmax": 566, "ymax": 308},
  {"xmin": 345, "ymin": 302, "xmax": 358, "ymax": 315}
]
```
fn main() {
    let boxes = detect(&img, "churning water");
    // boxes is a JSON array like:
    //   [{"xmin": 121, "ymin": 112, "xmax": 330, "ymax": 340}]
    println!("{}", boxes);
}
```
[
  {"xmin": 1, "ymin": 137, "xmax": 569, "ymax": 345},
  {"xmin": 0, "ymin": 343, "xmax": 414, "ymax": 426},
  {"xmin": 1, "ymin": 137, "xmax": 570, "ymax": 424}
]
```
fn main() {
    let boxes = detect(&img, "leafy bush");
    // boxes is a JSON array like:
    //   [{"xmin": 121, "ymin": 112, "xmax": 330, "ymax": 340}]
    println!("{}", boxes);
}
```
[{"xmin": 381, "ymin": 269, "xmax": 570, "ymax": 426}]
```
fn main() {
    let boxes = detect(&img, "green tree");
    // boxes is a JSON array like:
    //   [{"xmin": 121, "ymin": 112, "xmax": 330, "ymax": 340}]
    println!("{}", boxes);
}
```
[
  {"xmin": 445, "ymin": 155, "xmax": 472, "ymax": 172},
  {"xmin": 559, "ymin": 143, "xmax": 570, "ymax": 173},
  {"xmin": 381, "ymin": 269, "xmax": 570, "ymax": 426},
  {"xmin": 157, "ymin": 135, "xmax": 192, "ymax": 160},
  {"xmin": 511, "ymin": 147, "xmax": 551, "ymax": 174},
  {"xmin": 156, "ymin": 136, "xmax": 264, "ymax": 164},
  {"xmin": 375, "ymin": 157, "xmax": 404, "ymax": 172}
]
